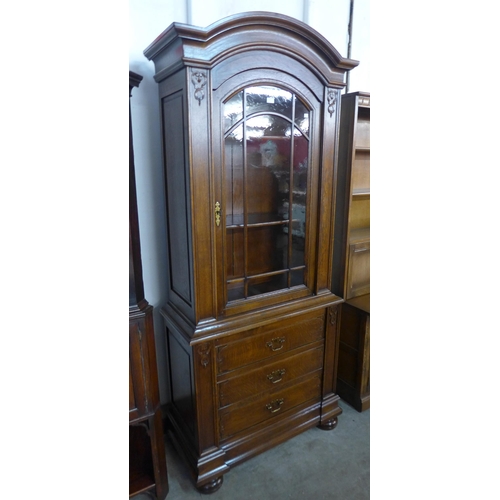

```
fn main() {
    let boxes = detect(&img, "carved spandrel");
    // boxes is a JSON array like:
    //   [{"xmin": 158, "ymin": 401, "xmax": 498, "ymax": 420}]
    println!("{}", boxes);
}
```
[
  {"xmin": 198, "ymin": 343, "xmax": 211, "ymax": 368},
  {"xmin": 191, "ymin": 69, "xmax": 207, "ymax": 105},
  {"xmin": 327, "ymin": 89, "xmax": 337, "ymax": 118}
]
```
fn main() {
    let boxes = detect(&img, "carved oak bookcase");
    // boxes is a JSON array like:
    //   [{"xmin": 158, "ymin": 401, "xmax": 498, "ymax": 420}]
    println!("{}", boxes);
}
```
[
  {"xmin": 144, "ymin": 13, "xmax": 358, "ymax": 493},
  {"xmin": 129, "ymin": 71, "xmax": 169, "ymax": 500}
]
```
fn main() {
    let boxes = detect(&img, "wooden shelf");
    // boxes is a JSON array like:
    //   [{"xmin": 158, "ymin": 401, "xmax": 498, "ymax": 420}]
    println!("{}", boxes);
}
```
[
  {"xmin": 130, "ymin": 474, "xmax": 156, "ymax": 497},
  {"xmin": 346, "ymin": 293, "xmax": 370, "ymax": 314},
  {"xmin": 349, "ymin": 227, "xmax": 370, "ymax": 244},
  {"xmin": 226, "ymin": 212, "xmax": 301, "ymax": 228},
  {"xmin": 248, "ymin": 135, "xmax": 291, "ymax": 140},
  {"xmin": 352, "ymin": 188, "xmax": 370, "ymax": 197}
]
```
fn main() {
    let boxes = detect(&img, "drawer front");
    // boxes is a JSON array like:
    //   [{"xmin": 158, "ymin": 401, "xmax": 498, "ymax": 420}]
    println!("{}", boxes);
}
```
[
  {"xmin": 217, "ymin": 311, "xmax": 325, "ymax": 374},
  {"xmin": 219, "ymin": 373, "xmax": 322, "ymax": 440},
  {"xmin": 218, "ymin": 345, "xmax": 324, "ymax": 408}
]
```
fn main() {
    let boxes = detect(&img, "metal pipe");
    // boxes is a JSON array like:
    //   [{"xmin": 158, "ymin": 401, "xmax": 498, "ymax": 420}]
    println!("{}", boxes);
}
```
[{"xmin": 346, "ymin": 0, "xmax": 354, "ymax": 93}]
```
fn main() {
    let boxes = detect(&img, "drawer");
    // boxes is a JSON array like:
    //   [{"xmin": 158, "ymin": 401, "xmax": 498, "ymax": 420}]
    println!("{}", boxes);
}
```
[
  {"xmin": 219, "ymin": 373, "xmax": 322, "ymax": 440},
  {"xmin": 218, "ymin": 345, "xmax": 324, "ymax": 408},
  {"xmin": 216, "ymin": 311, "xmax": 325, "ymax": 374}
]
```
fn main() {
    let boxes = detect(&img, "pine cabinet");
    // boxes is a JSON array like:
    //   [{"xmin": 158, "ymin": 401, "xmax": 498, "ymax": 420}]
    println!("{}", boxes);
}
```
[
  {"xmin": 332, "ymin": 91, "xmax": 370, "ymax": 411},
  {"xmin": 144, "ymin": 13, "xmax": 358, "ymax": 493}
]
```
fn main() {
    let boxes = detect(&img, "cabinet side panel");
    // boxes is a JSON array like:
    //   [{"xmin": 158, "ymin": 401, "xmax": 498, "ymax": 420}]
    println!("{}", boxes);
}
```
[
  {"xmin": 332, "ymin": 95, "xmax": 355, "ymax": 297},
  {"xmin": 186, "ymin": 68, "xmax": 214, "ymax": 324},
  {"xmin": 316, "ymin": 87, "xmax": 340, "ymax": 293},
  {"xmin": 167, "ymin": 329, "xmax": 196, "ymax": 437},
  {"xmin": 162, "ymin": 92, "xmax": 193, "ymax": 309}
]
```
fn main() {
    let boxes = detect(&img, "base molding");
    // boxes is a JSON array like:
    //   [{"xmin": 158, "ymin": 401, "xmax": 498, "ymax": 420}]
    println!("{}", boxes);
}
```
[{"xmin": 336, "ymin": 379, "xmax": 370, "ymax": 412}]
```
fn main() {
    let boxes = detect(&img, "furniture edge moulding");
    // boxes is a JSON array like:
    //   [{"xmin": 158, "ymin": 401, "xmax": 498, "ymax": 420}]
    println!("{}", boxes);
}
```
[
  {"xmin": 348, "ymin": 91, "xmax": 370, "ymax": 107},
  {"xmin": 130, "ymin": 70, "xmax": 145, "ymax": 310},
  {"xmin": 143, "ymin": 12, "xmax": 359, "ymax": 85},
  {"xmin": 161, "ymin": 290, "xmax": 345, "ymax": 345},
  {"xmin": 130, "ymin": 71, "xmax": 143, "ymax": 93}
]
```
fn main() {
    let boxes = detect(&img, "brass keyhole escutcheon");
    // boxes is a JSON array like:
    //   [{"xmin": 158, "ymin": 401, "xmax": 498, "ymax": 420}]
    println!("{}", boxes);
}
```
[{"xmin": 215, "ymin": 201, "xmax": 221, "ymax": 227}]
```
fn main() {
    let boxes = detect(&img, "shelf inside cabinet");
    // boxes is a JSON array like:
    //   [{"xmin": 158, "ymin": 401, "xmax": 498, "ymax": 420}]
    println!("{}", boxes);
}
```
[
  {"xmin": 129, "ymin": 424, "xmax": 155, "ymax": 496},
  {"xmin": 349, "ymin": 227, "xmax": 370, "ymax": 244},
  {"xmin": 352, "ymin": 188, "xmax": 370, "ymax": 198},
  {"xmin": 130, "ymin": 475, "xmax": 156, "ymax": 498},
  {"xmin": 227, "ymin": 267, "xmax": 306, "ymax": 301},
  {"xmin": 346, "ymin": 293, "xmax": 370, "ymax": 313},
  {"xmin": 226, "ymin": 212, "xmax": 301, "ymax": 228}
]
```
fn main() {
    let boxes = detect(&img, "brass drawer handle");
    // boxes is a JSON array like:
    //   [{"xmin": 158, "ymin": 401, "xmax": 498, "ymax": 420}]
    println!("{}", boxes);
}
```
[
  {"xmin": 266, "ymin": 337, "xmax": 285, "ymax": 351},
  {"xmin": 267, "ymin": 369, "xmax": 286, "ymax": 384},
  {"xmin": 265, "ymin": 398, "xmax": 284, "ymax": 413}
]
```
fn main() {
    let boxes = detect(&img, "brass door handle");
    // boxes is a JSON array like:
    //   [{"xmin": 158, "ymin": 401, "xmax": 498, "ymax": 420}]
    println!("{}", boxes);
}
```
[
  {"xmin": 215, "ymin": 201, "xmax": 221, "ymax": 227},
  {"xmin": 265, "ymin": 398, "xmax": 284, "ymax": 413},
  {"xmin": 267, "ymin": 369, "xmax": 286, "ymax": 384},
  {"xmin": 266, "ymin": 337, "xmax": 285, "ymax": 351}
]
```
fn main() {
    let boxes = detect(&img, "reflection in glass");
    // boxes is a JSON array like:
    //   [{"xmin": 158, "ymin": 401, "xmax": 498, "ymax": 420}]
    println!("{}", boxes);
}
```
[
  {"xmin": 225, "ymin": 124, "xmax": 244, "ymax": 226},
  {"xmin": 223, "ymin": 85, "xmax": 311, "ymax": 303},
  {"xmin": 246, "ymin": 86, "xmax": 293, "ymax": 119},
  {"xmin": 294, "ymin": 95, "xmax": 309, "ymax": 135},
  {"xmin": 246, "ymin": 116, "xmax": 291, "ymax": 223},
  {"xmin": 224, "ymin": 91, "xmax": 243, "ymax": 132}
]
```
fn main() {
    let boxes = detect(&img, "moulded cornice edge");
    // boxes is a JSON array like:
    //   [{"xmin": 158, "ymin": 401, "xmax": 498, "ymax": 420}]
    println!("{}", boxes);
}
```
[{"xmin": 144, "ymin": 12, "xmax": 359, "ymax": 78}]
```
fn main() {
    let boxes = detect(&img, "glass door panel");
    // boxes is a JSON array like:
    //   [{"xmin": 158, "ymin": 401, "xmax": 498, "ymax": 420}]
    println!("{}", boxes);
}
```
[
  {"xmin": 246, "ymin": 115, "xmax": 291, "ymax": 224},
  {"xmin": 224, "ymin": 85, "xmax": 310, "ymax": 304},
  {"xmin": 246, "ymin": 86, "xmax": 293, "ymax": 119},
  {"xmin": 225, "ymin": 124, "xmax": 244, "ymax": 227}
]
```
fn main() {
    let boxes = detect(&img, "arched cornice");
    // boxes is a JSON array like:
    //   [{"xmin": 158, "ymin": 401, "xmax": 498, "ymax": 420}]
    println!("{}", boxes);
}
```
[{"xmin": 144, "ymin": 12, "xmax": 359, "ymax": 86}]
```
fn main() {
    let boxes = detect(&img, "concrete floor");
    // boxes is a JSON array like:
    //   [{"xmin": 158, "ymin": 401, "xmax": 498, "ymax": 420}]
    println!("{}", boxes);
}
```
[{"xmin": 135, "ymin": 399, "xmax": 369, "ymax": 499}]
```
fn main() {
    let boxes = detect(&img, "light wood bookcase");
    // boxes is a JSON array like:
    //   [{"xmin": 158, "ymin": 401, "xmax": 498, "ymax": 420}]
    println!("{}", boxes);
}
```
[{"xmin": 333, "ymin": 91, "xmax": 370, "ymax": 412}]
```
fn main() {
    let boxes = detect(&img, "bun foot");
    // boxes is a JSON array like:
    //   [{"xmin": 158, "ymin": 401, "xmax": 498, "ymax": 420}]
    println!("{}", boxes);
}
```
[
  {"xmin": 318, "ymin": 417, "xmax": 338, "ymax": 431},
  {"xmin": 198, "ymin": 476, "xmax": 224, "ymax": 494}
]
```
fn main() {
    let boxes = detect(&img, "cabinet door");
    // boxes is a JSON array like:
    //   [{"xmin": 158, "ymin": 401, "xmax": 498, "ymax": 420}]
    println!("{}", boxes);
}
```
[{"xmin": 214, "ymin": 75, "xmax": 322, "ymax": 315}]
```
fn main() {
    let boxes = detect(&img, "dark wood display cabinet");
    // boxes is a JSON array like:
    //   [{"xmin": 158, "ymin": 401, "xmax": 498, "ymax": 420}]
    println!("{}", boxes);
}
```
[
  {"xmin": 332, "ymin": 91, "xmax": 370, "ymax": 412},
  {"xmin": 143, "ymin": 13, "xmax": 358, "ymax": 493},
  {"xmin": 129, "ymin": 71, "xmax": 169, "ymax": 500}
]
